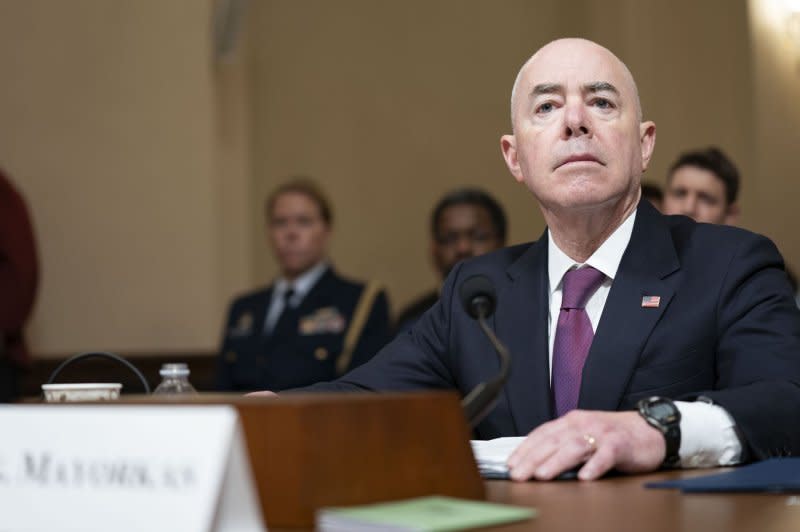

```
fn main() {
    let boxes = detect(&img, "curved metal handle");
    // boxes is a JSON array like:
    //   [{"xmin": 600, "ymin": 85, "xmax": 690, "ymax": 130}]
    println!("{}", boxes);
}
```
[{"xmin": 46, "ymin": 351, "xmax": 151, "ymax": 394}]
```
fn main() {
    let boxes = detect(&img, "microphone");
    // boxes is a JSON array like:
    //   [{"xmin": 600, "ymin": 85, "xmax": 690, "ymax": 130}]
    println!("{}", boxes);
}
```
[{"xmin": 459, "ymin": 275, "xmax": 511, "ymax": 427}]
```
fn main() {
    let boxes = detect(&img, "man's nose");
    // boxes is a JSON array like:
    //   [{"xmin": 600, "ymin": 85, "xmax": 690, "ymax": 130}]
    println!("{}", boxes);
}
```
[
  {"xmin": 283, "ymin": 224, "xmax": 300, "ymax": 239},
  {"xmin": 454, "ymin": 235, "xmax": 474, "ymax": 257},
  {"xmin": 679, "ymin": 197, "xmax": 698, "ymax": 218},
  {"xmin": 562, "ymin": 101, "xmax": 591, "ymax": 138}
]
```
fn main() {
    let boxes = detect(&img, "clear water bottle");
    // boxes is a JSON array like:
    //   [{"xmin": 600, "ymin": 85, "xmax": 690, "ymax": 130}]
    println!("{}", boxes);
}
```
[{"xmin": 153, "ymin": 363, "xmax": 197, "ymax": 395}]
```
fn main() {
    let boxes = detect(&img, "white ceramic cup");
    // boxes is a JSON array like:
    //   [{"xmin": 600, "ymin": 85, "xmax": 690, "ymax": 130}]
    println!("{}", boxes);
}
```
[{"xmin": 41, "ymin": 383, "xmax": 123, "ymax": 403}]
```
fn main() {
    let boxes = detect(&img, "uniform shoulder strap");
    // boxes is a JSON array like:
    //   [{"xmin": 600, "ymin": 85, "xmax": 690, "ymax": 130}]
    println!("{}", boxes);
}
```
[{"xmin": 336, "ymin": 280, "xmax": 382, "ymax": 375}]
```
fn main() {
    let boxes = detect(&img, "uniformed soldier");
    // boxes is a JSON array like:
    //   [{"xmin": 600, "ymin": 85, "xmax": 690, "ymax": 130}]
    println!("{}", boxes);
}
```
[{"xmin": 215, "ymin": 178, "xmax": 390, "ymax": 391}]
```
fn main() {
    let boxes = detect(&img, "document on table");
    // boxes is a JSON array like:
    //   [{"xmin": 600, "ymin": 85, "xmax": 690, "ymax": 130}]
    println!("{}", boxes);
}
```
[
  {"xmin": 470, "ymin": 437, "xmax": 525, "ymax": 479},
  {"xmin": 317, "ymin": 495, "xmax": 535, "ymax": 531},
  {"xmin": 646, "ymin": 458, "xmax": 800, "ymax": 493}
]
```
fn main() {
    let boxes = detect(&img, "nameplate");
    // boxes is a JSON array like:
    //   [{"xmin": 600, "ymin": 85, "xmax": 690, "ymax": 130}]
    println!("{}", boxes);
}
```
[{"xmin": 0, "ymin": 405, "xmax": 265, "ymax": 532}]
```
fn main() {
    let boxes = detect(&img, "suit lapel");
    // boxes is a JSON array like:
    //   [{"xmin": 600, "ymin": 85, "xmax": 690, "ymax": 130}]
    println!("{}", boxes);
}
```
[
  {"xmin": 579, "ymin": 201, "xmax": 680, "ymax": 411},
  {"xmin": 496, "ymin": 234, "xmax": 553, "ymax": 434}
]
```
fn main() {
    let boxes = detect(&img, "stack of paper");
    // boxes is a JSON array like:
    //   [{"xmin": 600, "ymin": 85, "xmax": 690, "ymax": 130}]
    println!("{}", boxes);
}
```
[
  {"xmin": 317, "ymin": 495, "xmax": 535, "ymax": 531},
  {"xmin": 470, "ymin": 437, "xmax": 525, "ymax": 479}
]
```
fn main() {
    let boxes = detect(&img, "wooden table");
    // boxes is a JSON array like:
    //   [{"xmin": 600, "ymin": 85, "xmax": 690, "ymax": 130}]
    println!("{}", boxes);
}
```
[
  {"xmin": 484, "ymin": 470, "xmax": 800, "ymax": 531},
  {"xmin": 272, "ymin": 469, "xmax": 800, "ymax": 531}
]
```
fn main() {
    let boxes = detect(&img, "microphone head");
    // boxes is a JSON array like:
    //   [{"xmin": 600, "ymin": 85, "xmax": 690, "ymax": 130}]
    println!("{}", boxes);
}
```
[{"xmin": 459, "ymin": 275, "xmax": 497, "ymax": 320}]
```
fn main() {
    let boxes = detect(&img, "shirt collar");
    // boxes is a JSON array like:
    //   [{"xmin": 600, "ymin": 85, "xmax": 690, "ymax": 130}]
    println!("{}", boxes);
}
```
[
  {"xmin": 275, "ymin": 261, "xmax": 329, "ymax": 300},
  {"xmin": 547, "ymin": 209, "xmax": 637, "ymax": 295}
]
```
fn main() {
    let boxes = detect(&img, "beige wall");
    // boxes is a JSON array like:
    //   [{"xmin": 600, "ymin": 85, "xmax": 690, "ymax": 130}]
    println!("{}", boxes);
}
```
[
  {"xmin": 0, "ymin": 1, "xmax": 797, "ymax": 356},
  {"xmin": 749, "ymin": 0, "xmax": 800, "ymax": 272},
  {"xmin": 0, "ymin": 0, "xmax": 250, "ymax": 355}
]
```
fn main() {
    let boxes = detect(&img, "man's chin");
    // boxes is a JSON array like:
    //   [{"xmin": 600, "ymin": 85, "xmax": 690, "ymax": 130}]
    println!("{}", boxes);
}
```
[
  {"xmin": 541, "ymin": 191, "xmax": 633, "ymax": 215},
  {"xmin": 280, "ymin": 261, "xmax": 313, "ymax": 278}
]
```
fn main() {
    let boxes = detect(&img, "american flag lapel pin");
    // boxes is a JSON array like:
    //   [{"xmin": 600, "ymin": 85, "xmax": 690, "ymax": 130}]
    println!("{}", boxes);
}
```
[{"xmin": 641, "ymin": 295, "xmax": 661, "ymax": 308}]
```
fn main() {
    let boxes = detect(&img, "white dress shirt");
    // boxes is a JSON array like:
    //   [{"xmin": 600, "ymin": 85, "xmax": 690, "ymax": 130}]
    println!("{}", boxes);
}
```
[
  {"xmin": 547, "ymin": 210, "xmax": 741, "ymax": 467},
  {"xmin": 263, "ymin": 262, "xmax": 329, "ymax": 333}
]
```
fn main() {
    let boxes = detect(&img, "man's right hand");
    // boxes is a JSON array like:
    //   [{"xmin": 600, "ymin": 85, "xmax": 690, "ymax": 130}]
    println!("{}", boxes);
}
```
[{"xmin": 506, "ymin": 410, "xmax": 666, "ymax": 481}]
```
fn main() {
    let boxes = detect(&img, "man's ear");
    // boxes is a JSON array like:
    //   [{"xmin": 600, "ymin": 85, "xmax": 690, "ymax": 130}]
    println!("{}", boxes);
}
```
[
  {"xmin": 320, "ymin": 223, "xmax": 333, "ymax": 246},
  {"xmin": 265, "ymin": 223, "xmax": 275, "ymax": 247},
  {"xmin": 639, "ymin": 121, "xmax": 657, "ymax": 171},
  {"xmin": 500, "ymin": 134, "xmax": 524, "ymax": 183},
  {"xmin": 725, "ymin": 203, "xmax": 740, "ymax": 226},
  {"xmin": 428, "ymin": 239, "xmax": 444, "ymax": 278},
  {"xmin": 428, "ymin": 238, "xmax": 437, "ymax": 266}
]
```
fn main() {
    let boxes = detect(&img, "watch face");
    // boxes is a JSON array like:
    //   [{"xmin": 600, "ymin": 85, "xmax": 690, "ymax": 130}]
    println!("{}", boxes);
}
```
[{"xmin": 649, "ymin": 400, "xmax": 679, "ymax": 424}]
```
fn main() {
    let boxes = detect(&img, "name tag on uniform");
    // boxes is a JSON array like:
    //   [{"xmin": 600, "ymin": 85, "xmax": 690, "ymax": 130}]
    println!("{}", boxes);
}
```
[{"xmin": 299, "ymin": 307, "xmax": 346, "ymax": 335}]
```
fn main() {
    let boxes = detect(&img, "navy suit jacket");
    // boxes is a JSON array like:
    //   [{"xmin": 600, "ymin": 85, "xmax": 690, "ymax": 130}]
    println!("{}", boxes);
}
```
[
  {"xmin": 216, "ymin": 268, "xmax": 390, "ymax": 392},
  {"xmin": 302, "ymin": 201, "xmax": 800, "ymax": 459}
]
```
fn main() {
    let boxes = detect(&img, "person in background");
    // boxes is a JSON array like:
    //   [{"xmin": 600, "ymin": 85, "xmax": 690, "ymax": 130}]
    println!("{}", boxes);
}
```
[
  {"xmin": 395, "ymin": 188, "xmax": 507, "ymax": 333},
  {"xmin": 662, "ymin": 147, "xmax": 739, "ymax": 225},
  {"xmin": 215, "ymin": 178, "xmax": 390, "ymax": 392},
  {"xmin": 663, "ymin": 146, "xmax": 800, "ymax": 305},
  {"xmin": 640, "ymin": 182, "xmax": 663, "ymax": 212},
  {"xmin": 0, "ymin": 167, "xmax": 39, "ymax": 403}
]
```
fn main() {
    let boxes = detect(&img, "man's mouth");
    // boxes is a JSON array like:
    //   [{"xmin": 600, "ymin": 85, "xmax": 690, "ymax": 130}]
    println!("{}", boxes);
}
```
[{"xmin": 556, "ymin": 154, "xmax": 603, "ymax": 169}]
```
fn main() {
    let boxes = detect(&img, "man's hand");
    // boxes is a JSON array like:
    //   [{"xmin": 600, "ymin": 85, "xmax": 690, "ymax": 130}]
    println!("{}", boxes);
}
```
[
  {"xmin": 507, "ymin": 410, "xmax": 666, "ymax": 481},
  {"xmin": 246, "ymin": 390, "xmax": 278, "ymax": 398}
]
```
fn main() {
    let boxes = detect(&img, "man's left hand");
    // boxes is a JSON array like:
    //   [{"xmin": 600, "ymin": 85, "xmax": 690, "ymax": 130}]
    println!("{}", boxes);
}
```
[
  {"xmin": 506, "ymin": 410, "xmax": 666, "ymax": 481},
  {"xmin": 246, "ymin": 390, "xmax": 278, "ymax": 398}
]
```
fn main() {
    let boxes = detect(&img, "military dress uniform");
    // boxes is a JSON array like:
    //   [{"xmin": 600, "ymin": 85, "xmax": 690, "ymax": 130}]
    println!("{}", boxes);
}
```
[{"xmin": 215, "ymin": 265, "xmax": 390, "ymax": 391}]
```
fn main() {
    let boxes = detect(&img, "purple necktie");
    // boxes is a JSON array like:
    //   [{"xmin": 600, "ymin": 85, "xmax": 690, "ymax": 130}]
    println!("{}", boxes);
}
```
[{"xmin": 552, "ymin": 266, "xmax": 606, "ymax": 417}]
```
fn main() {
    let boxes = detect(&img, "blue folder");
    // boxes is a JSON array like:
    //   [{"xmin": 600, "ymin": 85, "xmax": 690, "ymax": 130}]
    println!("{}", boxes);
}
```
[{"xmin": 646, "ymin": 458, "xmax": 800, "ymax": 493}]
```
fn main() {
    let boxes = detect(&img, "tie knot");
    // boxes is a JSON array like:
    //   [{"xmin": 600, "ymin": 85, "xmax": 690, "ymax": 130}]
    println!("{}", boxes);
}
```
[{"xmin": 561, "ymin": 266, "xmax": 605, "ymax": 310}]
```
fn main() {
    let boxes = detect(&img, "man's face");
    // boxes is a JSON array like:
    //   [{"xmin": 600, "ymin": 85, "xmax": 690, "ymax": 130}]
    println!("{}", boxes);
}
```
[
  {"xmin": 432, "ymin": 204, "xmax": 503, "ymax": 278},
  {"xmin": 501, "ymin": 39, "xmax": 655, "ymax": 216},
  {"xmin": 663, "ymin": 165, "xmax": 735, "ymax": 225},
  {"xmin": 268, "ymin": 192, "xmax": 331, "ymax": 279}
]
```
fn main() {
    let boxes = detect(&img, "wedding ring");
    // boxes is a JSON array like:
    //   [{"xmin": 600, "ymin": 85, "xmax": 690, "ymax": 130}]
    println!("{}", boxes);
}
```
[{"xmin": 583, "ymin": 433, "xmax": 597, "ymax": 452}]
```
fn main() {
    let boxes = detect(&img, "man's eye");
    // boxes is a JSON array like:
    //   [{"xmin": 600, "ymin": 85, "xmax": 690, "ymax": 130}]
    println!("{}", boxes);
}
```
[
  {"xmin": 436, "ymin": 234, "xmax": 458, "ymax": 246},
  {"xmin": 297, "ymin": 216, "xmax": 315, "ymax": 227},
  {"xmin": 668, "ymin": 189, "xmax": 687, "ymax": 199},
  {"xmin": 698, "ymin": 195, "xmax": 719, "ymax": 206},
  {"xmin": 592, "ymin": 98, "xmax": 613, "ymax": 109},
  {"xmin": 536, "ymin": 102, "xmax": 554, "ymax": 114}
]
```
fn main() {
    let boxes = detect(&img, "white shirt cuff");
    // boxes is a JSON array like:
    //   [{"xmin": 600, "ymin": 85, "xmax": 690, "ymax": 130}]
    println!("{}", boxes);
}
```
[{"xmin": 675, "ymin": 400, "xmax": 742, "ymax": 468}]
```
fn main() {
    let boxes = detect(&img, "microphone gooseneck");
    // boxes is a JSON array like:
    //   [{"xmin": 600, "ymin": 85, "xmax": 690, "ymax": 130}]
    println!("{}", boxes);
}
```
[{"xmin": 459, "ymin": 275, "xmax": 512, "ymax": 427}]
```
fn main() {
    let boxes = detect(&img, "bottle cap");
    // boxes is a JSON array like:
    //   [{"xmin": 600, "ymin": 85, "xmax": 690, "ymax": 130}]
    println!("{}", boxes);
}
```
[{"xmin": 159, "ymin": 363, "xmax": 190, "ymax": 378}]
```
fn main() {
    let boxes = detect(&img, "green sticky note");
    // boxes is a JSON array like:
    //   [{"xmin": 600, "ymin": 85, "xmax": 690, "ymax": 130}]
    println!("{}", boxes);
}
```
[{"xmin": 317, "ymin": 495, "xmax": 536, "ymax": 531}]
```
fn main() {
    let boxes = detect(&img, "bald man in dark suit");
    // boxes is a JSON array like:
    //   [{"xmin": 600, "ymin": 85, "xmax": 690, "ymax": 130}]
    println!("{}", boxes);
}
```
[{"xmin": 259, "ymin": 39, "xmax": 800, "ymax": 482}]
